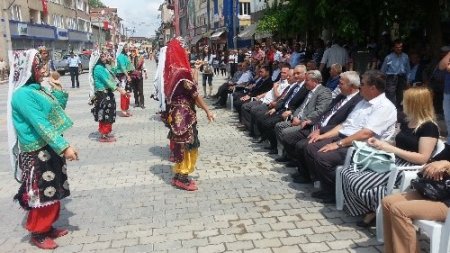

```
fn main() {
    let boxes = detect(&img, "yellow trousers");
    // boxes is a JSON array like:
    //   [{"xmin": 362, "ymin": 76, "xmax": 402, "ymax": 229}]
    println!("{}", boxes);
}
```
[{"xmin": 172, "ymin": 148, "xmax": 198, "ymax": 175}]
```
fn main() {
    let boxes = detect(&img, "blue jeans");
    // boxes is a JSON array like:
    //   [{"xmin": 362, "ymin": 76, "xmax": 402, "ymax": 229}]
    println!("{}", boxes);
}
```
[{"xmin": 444, "ymin": 93, "xmax": 450, "ymax": 143}]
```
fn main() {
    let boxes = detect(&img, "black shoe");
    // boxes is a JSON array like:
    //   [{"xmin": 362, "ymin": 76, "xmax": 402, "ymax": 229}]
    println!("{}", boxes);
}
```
[
  {"xmin": 285, "ymin": 161, "xmax": 297, "ymax": 168},
  {"xmin": 141, "ymin": 105, "xmax": 146, "ymax": 109},
  {"xmin": 133, "ymin": 104, "xmax": 140, "ymax": 108},
  {"xmin": 252, "ymin": 138, "xmax": 265, "ymax": 144},
  {"xmin": 311, "ymin": 190, "xmax": 330, "ymax": 199},
  {"xmin": 356, "ymin": 213, "xmax": 376, "ymax": 227},
  {"xmin": 321, "ymin": 196, "xmax": 336, "ymax": 204},
  {"xmin": 268, "ymin": 149, "xmax": 278, "ymax": 155},
  {"xmin": 292, "ymin": 175, "xmax": 312, "ymax": 184},
  {"xmin": 263, "ymin": 145, "xmax": 273, "ymax": 150},
  {"xmin": 275, "ymin": 157, "xmax": 290, "ymax": 163}
]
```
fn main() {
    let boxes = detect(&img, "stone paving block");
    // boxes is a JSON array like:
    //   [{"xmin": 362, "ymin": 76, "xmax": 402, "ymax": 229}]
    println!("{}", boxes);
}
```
[
  {"xmin": 124, "ymin": 244, "xmax": 154, "ymax": 253},
  {"xmin": 253, "ymin": 238, "xmax": 282, "ymax": 248},
  {"xmin": 126, "ymin": 230, "xmax": 153, "ymax": 238},
  {"xmin": 70, "ymin": 235, "xmax": 100, "ymax": 245},
  {"xmin": 287, "ymin": 228, "xmax": 314, "ymax": 236},
  {"xmin": 348, "ymin": 246, "xmax": 380, "ymax": 253},
  {"xmin": 225, "ymin": 240, "xmax": 255, "ymax": 251},
  {"xmin": 332, "ymin": 231, "xmax": 361, "ymax": 240},
  {"xmin": 95, "ymin": 248, "xmax": 125, "ymax": 253},
  {"xmin": 307, "ymin": 232, "xmax": 336, "ymax": 243},
  {"xmin": 182, "ymin": 238, "xmax": 209, "ymax": 247},
  {"xmin": 269, "ymin": 222, "xmax": 296, "ymax": 230},
  {"xmin": 194, "ymin": 229, "xmax": 219, "ymax": 238},
  {"xmin": 209, "ymin": 234, "xmax": 237, "ymax": 244},
  {"xmin": 198, "ymin": 243, "xmax": 226, "ymax": 253},
  {"xmin": 244, "ymin": 248, "xmax": 272, "ymax": 253},
  {"xmin": 280, "ymin": 236, "xmax": 308, "ymax": 246},
  {"xmin": 153, "ymin": 240, "xmax": 182, "ymax": 251},
  {"xmin": 111, "ymin": 238, "xmax": 139, "ymax": 248},
  {"xmin": 139, "ymin": 235, "xmax": 168, "ymax": 244},
  {"xmin": 262, "ymin": 230, "xmax": 288, "ymax": 239},
  {"xmin": 52, "ymin": 244, "xmax": 84, "ymax": 253},
  {"xmin": 271, "ymin": 245, "xmax": 301, "ymax": 253},
  {"xmin": 300, "ymin": 242, "xmax": 331, "ymax": 252},
  {"xmin": 312, "ymin": 225, "xmax": 340, "ymax": 233},
  {"xmin": 326, "ymin": 239, "xmax": 355, "ymax": 249},
  {"xmin": 245, "ymin": 224, "xmax": 272, "ymax": 233},
  {"xmin": 235, "ymin": 232, "xmax": 263, "ymax": 241},
  {"xmin": 83, "ymin": 241, "xmax": 113, "ymax": 252}
]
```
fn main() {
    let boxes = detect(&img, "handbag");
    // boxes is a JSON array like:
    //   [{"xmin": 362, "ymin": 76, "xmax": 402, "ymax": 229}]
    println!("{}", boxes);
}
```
[
  {"xmin": 202, "ymin": 63, "xmax": 213, "ymax": 74},
  {"xmin": 352, "ymin": 141, "xmax": 396, "ymax": 173},
  {"xmin": 411, "ymin": 172, "xmax": 450, "ymax": 205}
]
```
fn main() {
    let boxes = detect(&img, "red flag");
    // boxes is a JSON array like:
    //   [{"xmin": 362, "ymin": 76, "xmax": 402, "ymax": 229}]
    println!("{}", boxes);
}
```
[
  {"xmin": 103, "ymin": 21, "xmax": 109, "ymax": 30},
  {"xmin": 42, "ymin": 0, "xmax": 48, "ymax": 16}
]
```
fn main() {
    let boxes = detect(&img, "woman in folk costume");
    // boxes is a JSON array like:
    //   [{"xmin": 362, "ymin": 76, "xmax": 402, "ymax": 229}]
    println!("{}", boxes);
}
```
[
  {"xmin": 7, "ymin": 49, "xmax": 78, "ymax": 249},
  {"xmin": 89, "ymin": 50, "xmax": 128, "ymax": 142},
  {"xmin": 115, "ymin": 43, "xmax": 134, "ymax": 117},
  {"xmin": 163, "ymin": 37, "xmax": 215, "ymax": 191}
]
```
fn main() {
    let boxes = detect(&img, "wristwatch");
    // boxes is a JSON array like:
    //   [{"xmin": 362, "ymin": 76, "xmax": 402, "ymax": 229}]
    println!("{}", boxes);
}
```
[{"xmin": 337, "ymin": 140, "xmax": 344, "ymax": 148}]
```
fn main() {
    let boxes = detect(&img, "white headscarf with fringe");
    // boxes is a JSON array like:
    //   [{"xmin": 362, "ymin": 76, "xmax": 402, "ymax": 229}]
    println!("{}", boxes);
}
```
[{"xmin": 7, "ymin": 49, "xmax": 39, "ymax": 173}]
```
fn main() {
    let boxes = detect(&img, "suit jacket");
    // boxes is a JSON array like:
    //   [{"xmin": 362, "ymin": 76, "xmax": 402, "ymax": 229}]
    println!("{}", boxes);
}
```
[
  {"xmin": 293, "ymin": 84, "xmax": 332, "ymax": 121},
  {"xmin": 311, "ymin": 92, "xmax": 363, "ymax": 133},
  {"xmin": 275, "ymin": 82, "xmax": 308, "ymax": 112},
  {"xmin": 249, "ymin": 77, "xmax": 273, "ymax": 97}
]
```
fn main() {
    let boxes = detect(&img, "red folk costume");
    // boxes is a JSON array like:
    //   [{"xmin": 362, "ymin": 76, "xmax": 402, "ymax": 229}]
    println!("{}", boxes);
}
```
[{"xmin": 162, "ymin": 38, "xmax": 200, "ymax": 191}]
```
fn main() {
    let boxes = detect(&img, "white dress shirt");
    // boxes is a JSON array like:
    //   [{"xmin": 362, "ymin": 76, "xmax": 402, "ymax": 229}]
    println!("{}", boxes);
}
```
[{"xmin": 339, "ymin": 93, "xmax": 396, "ymax": 139}]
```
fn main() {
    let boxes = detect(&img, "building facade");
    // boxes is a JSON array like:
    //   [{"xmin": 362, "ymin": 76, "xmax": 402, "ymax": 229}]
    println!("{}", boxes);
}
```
[
  {"xmin": 90, "ymin": 8, "xmax": 122, "ymax": 47},
  {"xmin": 5, "ymin": 0, "xmax": 91, "ymax": 58}
]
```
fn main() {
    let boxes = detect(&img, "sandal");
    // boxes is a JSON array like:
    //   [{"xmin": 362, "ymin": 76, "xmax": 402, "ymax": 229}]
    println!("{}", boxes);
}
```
[
  {"xmin": 30, "ymin": 233, "xmax": 58, "ymax": 250},
  {"xmin": 357, "ymin": 212, "xmax": 376, "ymax": 227}
]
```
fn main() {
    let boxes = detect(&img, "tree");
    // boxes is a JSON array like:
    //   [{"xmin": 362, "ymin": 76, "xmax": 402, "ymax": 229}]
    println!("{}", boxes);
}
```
[{"xmin": 89, "ymin": 0, "xmax": 106, "ymax": 8}]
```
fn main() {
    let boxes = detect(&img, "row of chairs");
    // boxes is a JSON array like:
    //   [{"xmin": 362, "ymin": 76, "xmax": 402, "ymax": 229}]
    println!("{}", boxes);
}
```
[{"xmin": 335, "ymin": 140, "xmax": 450, "ymax": 253}]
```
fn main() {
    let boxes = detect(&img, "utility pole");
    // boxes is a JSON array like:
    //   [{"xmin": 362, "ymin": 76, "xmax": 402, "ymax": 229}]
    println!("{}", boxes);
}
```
[
  {"xmin": 1, "ymin": 0, "xmax": 14, "ymax": 62},
  {"xmin": 206, "ymin": 0, "xmax": 211, "ymax": 48},
  {"xmin": 233, "ymin": 0, "xmax": 237, "ymax": 50}
]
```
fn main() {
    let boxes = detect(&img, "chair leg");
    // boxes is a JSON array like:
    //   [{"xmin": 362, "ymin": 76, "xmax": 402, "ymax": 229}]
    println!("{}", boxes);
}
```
[
  {"xmin": 376, "ymin": 205, "xmax": 384, "ymax": 242},
  {"xmin": 430, "ymin": 227, "xmax": 441, "ymax": 253},
  {"xmin": 335, "ymin": 165, "xmax": 344, "ymax": 210}
]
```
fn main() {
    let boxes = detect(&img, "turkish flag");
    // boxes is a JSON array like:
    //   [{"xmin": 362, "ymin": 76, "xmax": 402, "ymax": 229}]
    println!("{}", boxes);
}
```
[
  {"xmin": 42, "ymin": 0, "xmax": 48, "ymax": 16},
  {"xmin": 103, "ymin": 21, "xmax": 109, "ymax": 30}
]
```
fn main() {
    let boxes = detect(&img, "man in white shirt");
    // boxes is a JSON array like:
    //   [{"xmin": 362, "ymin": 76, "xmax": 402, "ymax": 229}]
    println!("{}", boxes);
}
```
[
  {"xmin": 304, "ymin": 70, "xmax": 397, "ymax": 203},
  {"xmin": 67, "ymin": 51, "xmax": 81, "ymax": 88}
]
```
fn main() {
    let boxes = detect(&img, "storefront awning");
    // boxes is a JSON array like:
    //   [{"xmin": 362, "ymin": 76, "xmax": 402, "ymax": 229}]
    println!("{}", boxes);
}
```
[
  {"xmin": 190, "ymin": 34, "xmax": 203, "ymax": 44},
  {"xmin": 238, "ymin": 23, "xmax": 257, "ymax": 39},
  {"xmin": 210, "ymin": 30, "xmax": 225, "ymax": 40}
]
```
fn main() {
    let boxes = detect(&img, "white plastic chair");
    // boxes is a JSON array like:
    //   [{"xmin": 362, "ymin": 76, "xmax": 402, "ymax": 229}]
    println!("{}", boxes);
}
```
[
  {"xmin": 376, "ymin": 139, "xmax": 445, "ymax": 242},
  {"xmin": 413, "ymin": 210, "xmax": 450, "ymax": 253},
  {"xmin": 335, "ymin": 147, "xmax": 356, "ymax": 210}
]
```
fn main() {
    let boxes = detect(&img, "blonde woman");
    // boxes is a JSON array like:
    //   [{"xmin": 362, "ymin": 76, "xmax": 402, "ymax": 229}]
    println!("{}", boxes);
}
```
[{"xmin": 340, "ymin": 86, "xmax": 439, "ymax": 226}]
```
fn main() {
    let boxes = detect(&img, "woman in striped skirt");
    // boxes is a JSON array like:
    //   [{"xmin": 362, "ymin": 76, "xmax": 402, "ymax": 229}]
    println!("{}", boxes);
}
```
[{"xmin": 340, "ymin": 86, "xmax": 440, "ymax": 226}]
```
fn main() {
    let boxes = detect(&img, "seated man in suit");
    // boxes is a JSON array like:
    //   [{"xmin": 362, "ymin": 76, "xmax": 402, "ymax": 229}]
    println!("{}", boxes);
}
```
[
  {"xmin": 276, "ymin": 71, "xmax": 363, "ymax": 184},
  {"xmin": 269, "ymin": 70, "xmax": 332, "ymax": 154},
  {"xmin": 239, "ymin": 63, "xmax": 291, "ymax": 131},
  {"xmin": 233, "ymin": 65, "xmax": 273, "ymax": 119},
  {"xmin": 213, "ymin": 61, "xmax": 253, "ymax": 108},
  {"xmin": 254, "ymin": 65, "xmax": 308, "ymax": 140},
  {"xmin": 304, "ymin": 70, "xmax": 397, "ymax": 203}
]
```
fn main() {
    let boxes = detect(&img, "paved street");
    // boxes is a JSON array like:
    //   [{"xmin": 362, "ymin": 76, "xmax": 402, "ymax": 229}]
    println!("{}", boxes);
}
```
[{"xmin": 0, "ymin": 60, "xmax": 398, "ymax": 253}]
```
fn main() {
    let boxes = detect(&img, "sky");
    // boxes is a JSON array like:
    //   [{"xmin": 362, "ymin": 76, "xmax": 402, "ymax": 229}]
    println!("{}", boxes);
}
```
[{"xmin": 101, "ymin": 0, "xmax": 164, "ymax": 38}]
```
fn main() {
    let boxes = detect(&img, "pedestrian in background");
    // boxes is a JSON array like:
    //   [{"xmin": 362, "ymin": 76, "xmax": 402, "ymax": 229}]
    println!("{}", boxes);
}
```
[
  {"xmin": 7, "ymin": 49, "xmax": 78, "ymax": 249},
  {"xmin": 67, "ymin": 51, "xmax": 81, "ymax": 88},
  {"xmin": 200, "ymin": 46, "xmax": 214, "ymax": 98},
  {"xmin": 380, "ymin": 39, "xmax": 410, "ymax": 108},
  {"xmin": 0, "ymin": 56, "xmax": 7, "ymax": 81},
  {"xmin": 130, "ymin": 47, "xmax": 148, "ymax": 108},
  {"xmin": 115, "ymin": 43, "xmax": 134, "ymax": 117}
]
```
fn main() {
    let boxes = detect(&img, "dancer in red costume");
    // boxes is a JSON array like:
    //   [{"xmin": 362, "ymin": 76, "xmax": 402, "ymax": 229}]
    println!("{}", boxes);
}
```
[{"xmin": 161, "ymin": 37, "xmax": 215, "ymax": 191}]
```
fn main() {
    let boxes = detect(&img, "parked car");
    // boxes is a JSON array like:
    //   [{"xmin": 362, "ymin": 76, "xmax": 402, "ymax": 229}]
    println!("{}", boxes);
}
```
[{"xmin": 52, "ymin": 54, "xmax": 90, "ymax": 75}]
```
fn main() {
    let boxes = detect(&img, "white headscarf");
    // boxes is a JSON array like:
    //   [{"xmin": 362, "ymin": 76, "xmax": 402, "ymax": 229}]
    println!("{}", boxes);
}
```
[
  {"xmin": 7, "ymin": 49, "xmax": 39, "ymax": 175},
  {"xmin": 88, "ymin": 50, "xmax": 101, "ymax": 98},
  {"xmin": 153, "ymin": 46, "xmax": 167, "ymax": 111},
  {"xmin": 115, "ymin": 42, "xmax": 126, "ymax": 60}
]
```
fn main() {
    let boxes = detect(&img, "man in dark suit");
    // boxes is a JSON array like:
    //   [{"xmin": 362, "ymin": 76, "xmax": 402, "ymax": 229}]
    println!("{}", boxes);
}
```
[
  {"xmin": 254, "ymin": 65, "xmax": 308, "ymax": 141},
  {"xmin": 233, "ymin": 65, "xmax": 273, "ymax": 119},
  {"xmin": 269, "ymin": 70, "xmax": 332, "ymax": 154},
  {"xmin": 276, "ymin": 71, "xmax": 363, "ymax": 183}
]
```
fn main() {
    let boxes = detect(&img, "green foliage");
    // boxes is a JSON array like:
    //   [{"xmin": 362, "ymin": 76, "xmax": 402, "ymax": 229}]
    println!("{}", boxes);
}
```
[{"xmin": 89, "ymin": 0, "xmax": 106, "ymax": 8}]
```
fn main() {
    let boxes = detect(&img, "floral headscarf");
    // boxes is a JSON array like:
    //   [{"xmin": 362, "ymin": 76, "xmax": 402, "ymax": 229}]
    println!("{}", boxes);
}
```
[
  {"xmin": 163, "ymin": 38, "xmax": 194, "ymax": 104},
  {"xmin": 7, "ymin": 49, "xmax": 40, "ymax": 176}
]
